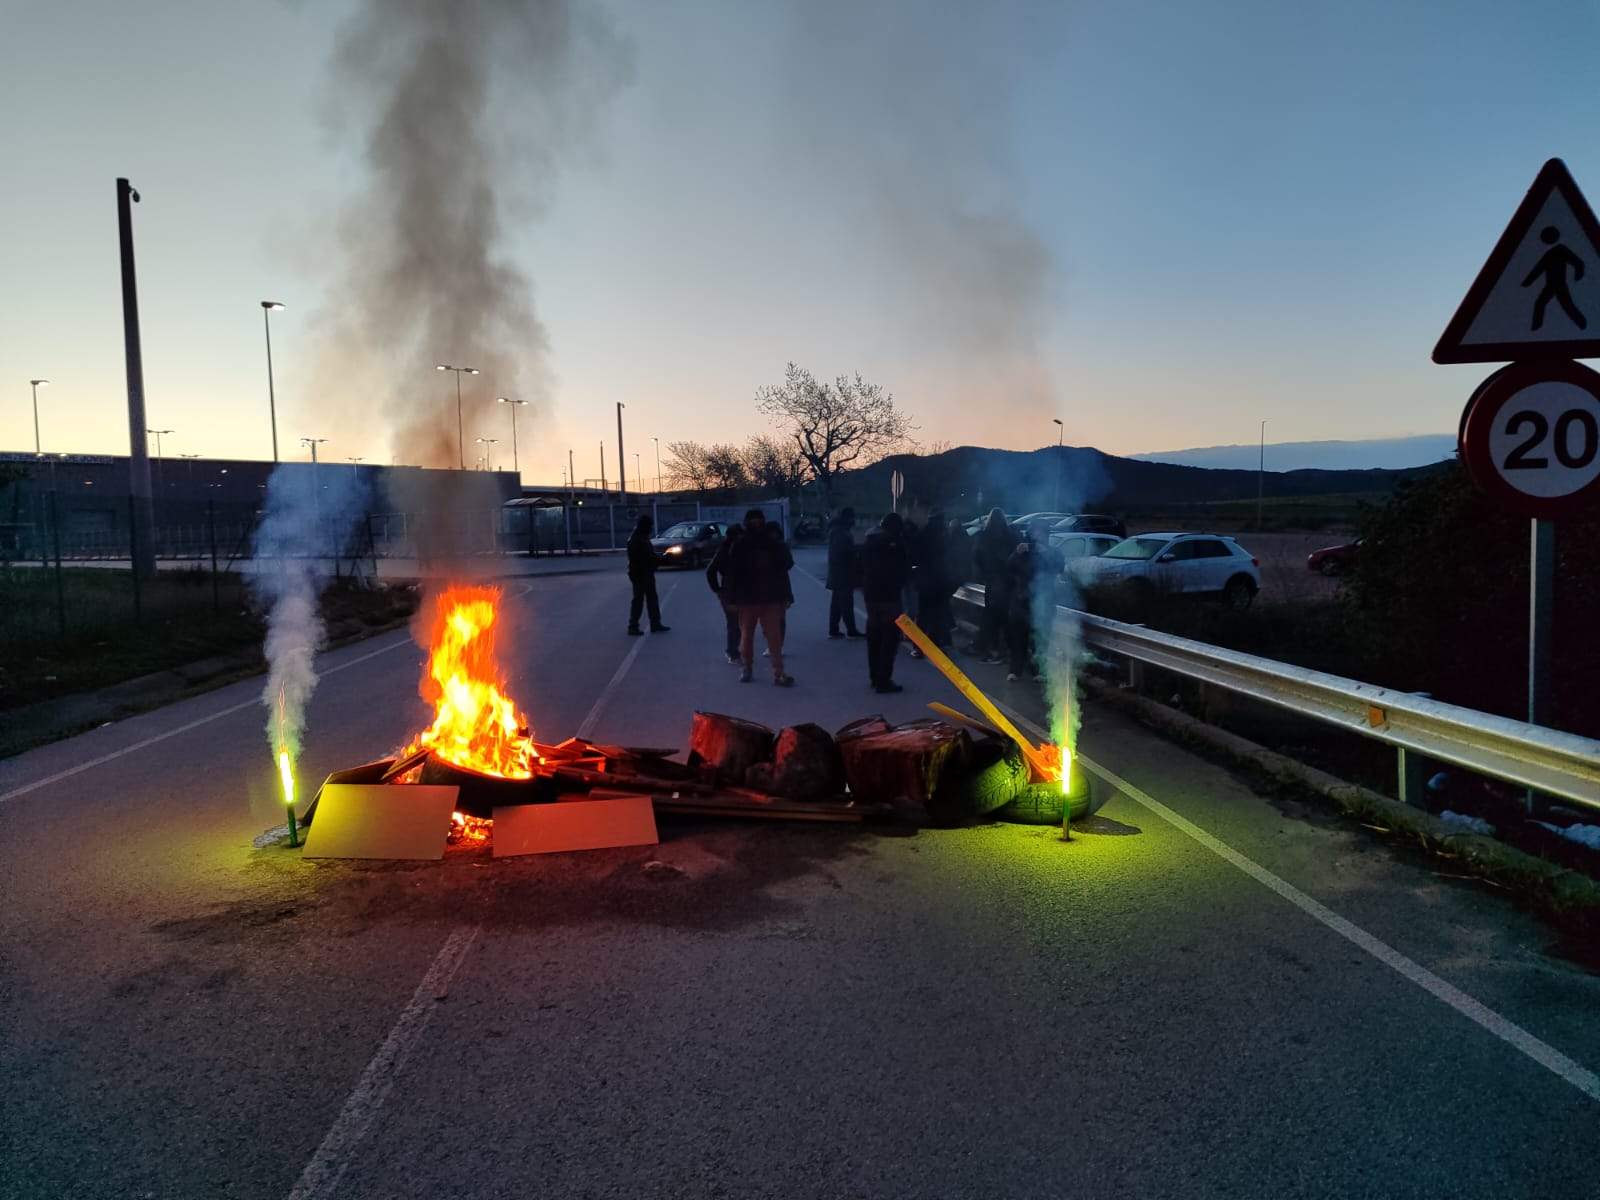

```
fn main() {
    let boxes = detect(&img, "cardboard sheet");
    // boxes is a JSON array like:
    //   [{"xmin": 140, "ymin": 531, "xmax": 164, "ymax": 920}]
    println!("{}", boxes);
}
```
[
  {"xmin": 492, "ymin": 795, "xmax": 658, "ymax": 857},
  {"xmin": 301, "ymin": 784, "xmax": 459, "ymax": 860}
]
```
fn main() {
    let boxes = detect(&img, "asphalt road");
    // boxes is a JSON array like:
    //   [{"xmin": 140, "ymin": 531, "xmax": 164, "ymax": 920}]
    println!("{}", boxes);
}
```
[{"xmin": 3, "ymin": 547, "xmax": 1597, "ymax": 1200}]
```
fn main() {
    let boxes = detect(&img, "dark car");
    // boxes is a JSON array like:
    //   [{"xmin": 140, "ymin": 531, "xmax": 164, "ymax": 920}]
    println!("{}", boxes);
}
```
[
  {"xmin": 1307, "ymin": 539, "xmax": 1361, "ymax": 576},
  {"xmin": 1051, "ymin": 513, "xmax": 1127, "ymax": 538},
  {"xmin": 650, "ymin": 521, "xmax": 725, "ymax": 567}
]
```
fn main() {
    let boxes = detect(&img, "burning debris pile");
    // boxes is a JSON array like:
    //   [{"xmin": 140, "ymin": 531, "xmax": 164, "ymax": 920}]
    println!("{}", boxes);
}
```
[{"xmin": 290, "ymin": 586, "xmax": 1101, "ymax": 860}]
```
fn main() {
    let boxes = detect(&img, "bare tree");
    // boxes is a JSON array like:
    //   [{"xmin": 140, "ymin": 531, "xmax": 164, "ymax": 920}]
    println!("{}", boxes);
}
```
[
  {"xmin": 663, "ymin": 440, "xmax": 712, "ymax": 491},
  {"xmin": 742, "ymin": 434, "xmax": 807, "ymax": 492},
  {"xmin": 756, "ymin": 362, "xmax": 913, "ymax": 508},
  {"xmin": 703, "ymin": 443, "xmax": 749, "ymax": 491}
]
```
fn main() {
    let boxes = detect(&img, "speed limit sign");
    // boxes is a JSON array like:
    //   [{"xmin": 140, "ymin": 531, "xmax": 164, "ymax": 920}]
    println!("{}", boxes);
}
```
[{"xmin": 1460, "ymin": 359, "xmax": 1600, "ymax": 519}]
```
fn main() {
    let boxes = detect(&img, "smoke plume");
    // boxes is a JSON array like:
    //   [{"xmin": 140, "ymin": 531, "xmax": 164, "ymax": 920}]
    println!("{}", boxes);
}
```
[
  {"xmin": 251, "ymin": 464, "xmax": 370, "ymax": 763},
  {"xmin": 309, "ymin": 0, "xmax": 633, "ymax": 467},
  {"xmin": 780, "ymin": 0, "xmax": 1066, "ymax": 438}
]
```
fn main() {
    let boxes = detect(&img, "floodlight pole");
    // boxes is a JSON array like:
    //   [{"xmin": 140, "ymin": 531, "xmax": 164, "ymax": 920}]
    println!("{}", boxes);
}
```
[
  {"xmin": 117, "ymin": 177, "xmax": 156, "ymax": 578},
  {"xmin": 616, "ymin": 401, "xmax": 626, "ymax": 499}
]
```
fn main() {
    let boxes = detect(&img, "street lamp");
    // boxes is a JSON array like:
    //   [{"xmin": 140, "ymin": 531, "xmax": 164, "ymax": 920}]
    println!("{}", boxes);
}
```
[
  {"xmin": 436, "ymin": 364, "xmax": 480, "ymax": 469},
  {"xmin": 634, "ymin": 452, "xmax": 641, "ymax": 494},
  {"xmin": 29, "ymin": 379, "xmax": 49, "ymax": 457},
  {"xmin": 1052, "ymin": 418, "xmax": 1064, "ymax": 511},
  {"xmin": 1257, "ymin": 419, "xmax": 1268, "ymax": 531},
  {"xmin": 652, "ymin": 435, "xmax": 660, "ymax": 493},
  {"xmin": 497, "ymin": 396, "xmax": 528, "ymax": 475},
  {"xmin": 475, "ymin": 436, "xmax": 499, "ymax": 471},
  {"xmin": 261, "ymin": 301, "xmax": 285, "ymax": 462},
  {"xmin": 179, "ymin": 451, "xmax": 200, "ymax": 489},
  {"xmin": 615, "ymin": 401, "xmax": 626, "ymax": 498}
]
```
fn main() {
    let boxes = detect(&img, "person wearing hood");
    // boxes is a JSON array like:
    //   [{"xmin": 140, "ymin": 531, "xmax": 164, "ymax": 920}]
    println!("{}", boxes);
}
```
[
  {"xmin": 626, "ymin": 514, "xmax": 670, "ymax": 635},
  {"xmin": 704, "ymin": 522, "xmax": 745, "ymax": 664},
  {"xmin": 724, "ymin": 508, "xmax": 795, "ymax": 686},
  {"xmin": 825, "ymin": 507, "xmax": 863, "ymax": 639},
  {"xmin": 861, "ymin": 512, "xmax": 911, "ymax": 693},
  {"xmin": 915, "ymin": 511, "xmax": 953, "ymax": 649},
  {"xmin": 972, "ymin": 508, "xmax": 1017, "ymax": 662}
]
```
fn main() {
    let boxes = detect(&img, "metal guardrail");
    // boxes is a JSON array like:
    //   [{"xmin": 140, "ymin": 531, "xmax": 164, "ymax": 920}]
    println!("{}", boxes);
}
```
[{"xmin": 954, "ymin": 584, "xmax": 1600, "ymax": 809}]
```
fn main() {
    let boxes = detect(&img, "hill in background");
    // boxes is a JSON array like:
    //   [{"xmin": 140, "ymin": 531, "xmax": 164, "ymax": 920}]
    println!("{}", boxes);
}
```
[
  {"xmin": 1132, "ymin": 434, "xmax": 1455, "ymax": 472},
  {"xmin": 828, "ymin": 444, "xmax": 1445, "ymax": 530}
]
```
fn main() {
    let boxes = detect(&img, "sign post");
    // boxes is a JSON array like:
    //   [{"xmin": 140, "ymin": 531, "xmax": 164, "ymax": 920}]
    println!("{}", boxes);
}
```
[{"xmin": 1434, "ymin": 158, "xmax": 1600, "ymax": 804}]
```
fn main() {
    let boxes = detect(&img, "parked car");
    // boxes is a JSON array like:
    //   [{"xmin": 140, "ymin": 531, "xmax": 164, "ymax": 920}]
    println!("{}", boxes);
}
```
[
  {"xmin": 650, "ymin": 521, "xmax": 725, "ymax": 567},
  {"xmin": 1307, "ymin": 539, "xmax": 1361, "ymax": 576},
  {"xmin": 1050, "ymin": 531, "xmax": 1121, "ymax": 566},
  {"xmin": 1076, "ymin": 532, "xmax": 1261, "ymax": 609},
  {"xmin": 1051, "ymin": 513, "xmax": 1127, "ymax": 538}
]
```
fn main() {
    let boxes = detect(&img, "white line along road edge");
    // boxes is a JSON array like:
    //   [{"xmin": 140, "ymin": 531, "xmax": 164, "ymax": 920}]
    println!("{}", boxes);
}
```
[
  {"xmin": 993, "ymin": 698, "xmax": 1600, "ymax": 1106},
  {"xmin": 285, "ymin": 925, "xmax": 481, "ymax": 1200}
]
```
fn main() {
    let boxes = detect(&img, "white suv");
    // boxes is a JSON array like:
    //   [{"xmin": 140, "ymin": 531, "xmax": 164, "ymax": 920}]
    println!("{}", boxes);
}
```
[{"xmin": 1075, "ymin": 532, "xmax": 1261, "ymax": 609}]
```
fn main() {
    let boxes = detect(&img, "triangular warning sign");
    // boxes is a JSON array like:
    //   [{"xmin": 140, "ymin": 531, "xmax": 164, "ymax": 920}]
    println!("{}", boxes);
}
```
[{"xmin": 1434, "ymin": 158, "xmax": 1600, "ymax": 363}]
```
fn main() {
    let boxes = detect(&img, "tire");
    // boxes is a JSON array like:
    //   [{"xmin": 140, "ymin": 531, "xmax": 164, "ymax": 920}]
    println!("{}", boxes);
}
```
[
  {"xmin": 1318, "ymin": 558, "xmax": 1342, "ymax": 578},
  {"xmin": 1223, "ymin": 575, "xmax": 1257, "ymax": 610}
]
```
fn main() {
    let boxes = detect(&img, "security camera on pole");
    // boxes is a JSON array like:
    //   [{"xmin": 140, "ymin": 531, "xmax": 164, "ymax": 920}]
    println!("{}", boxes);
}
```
[{"xmin": 1433, "ymin": 157, "xmax": 1600, "ymax": 763}]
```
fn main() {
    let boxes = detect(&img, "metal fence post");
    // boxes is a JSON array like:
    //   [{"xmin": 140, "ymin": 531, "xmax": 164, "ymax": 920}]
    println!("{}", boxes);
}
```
[
  {"xmin": 208, "ymin": 500, "xmax": 220, "ymax": 613},
  {"xmin": 1397, "ymin": 747, "xmax": 1427, "ymax": 806}
]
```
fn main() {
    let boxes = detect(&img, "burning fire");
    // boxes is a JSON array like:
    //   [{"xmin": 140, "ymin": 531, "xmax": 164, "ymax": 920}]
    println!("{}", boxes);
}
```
[{"xmin": 404, "ymin": 585, "xmax": 537, "ymax": 778}]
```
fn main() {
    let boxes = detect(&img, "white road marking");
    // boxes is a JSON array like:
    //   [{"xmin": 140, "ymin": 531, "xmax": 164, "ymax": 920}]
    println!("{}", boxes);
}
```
[
  {"xmin": 991, "ymin": 697, "xmax": 1600, "ymax": 1106},
  {"xmin": 285, "ymin": 924, "xmax": 480, "ymax": 1200},
  {"xmin": 0, "ymin": 635, "xmax": 415, "ymax": 806},
  {"xmin": 576, "ymin": 580, "xmax": 679, "ymax": 739}
]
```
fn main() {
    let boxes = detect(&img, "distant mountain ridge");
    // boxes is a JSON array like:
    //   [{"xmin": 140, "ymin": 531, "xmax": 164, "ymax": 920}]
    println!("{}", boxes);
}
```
[
  {"xmin": 833, "ymin": 443, "xmax": 1442, "ymax": 515},
  {"xmin": 1132, "ymin": 434, "xmax": 1456, "ymax": 472}
]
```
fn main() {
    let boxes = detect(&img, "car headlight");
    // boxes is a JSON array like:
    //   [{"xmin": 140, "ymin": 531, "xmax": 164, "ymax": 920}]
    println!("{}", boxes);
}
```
[{"xmin": 665, "ymin": 545, "xmax": 682, "ymax": 555}]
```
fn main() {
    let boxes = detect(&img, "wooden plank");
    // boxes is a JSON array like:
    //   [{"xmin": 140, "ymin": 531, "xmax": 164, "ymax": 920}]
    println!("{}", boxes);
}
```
[
  {"xmin": 927, "ymin": 702, "xmax": 1002, "ymax": 738},
  {"xmin": 492, "ymin": 795, "xmax": 659, "ymax": 857},
  {"xmin": 301, "ymin": 784, "xmax": 458, "ymax": 860}
]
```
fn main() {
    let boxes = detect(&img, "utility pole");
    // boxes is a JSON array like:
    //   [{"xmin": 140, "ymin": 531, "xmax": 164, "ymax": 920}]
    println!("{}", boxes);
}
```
[
  {"xmin": 117, "ymin": 177, "xmax": 155, "ymax": 578},
  {"xmin": 653, "ymin": 435, "xmax": 661, "ymax": 494},
  {"xmin": 616, "ymin": 401, "xmax": 626, "ymax": 499},
  {"xmin": 497, "ymin": 396, "xmax": 527, "ymax": 475},
  {"xmin": 1257, "ymin": 419, "xmax": 1267, "ymax": 532},
  {"xmin": 599, "ymin": 441, "xmax": 606, "ymax": 492}
]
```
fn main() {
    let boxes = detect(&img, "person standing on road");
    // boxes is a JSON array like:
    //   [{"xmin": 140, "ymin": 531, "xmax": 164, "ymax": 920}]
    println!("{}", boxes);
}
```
[
  {"xmin": 861, "ymin": 512, "xmax": 910, "ymax": 693},
  {"xmin": 726, "ymin": 508, "xmax": 794, "ymax": 686},
  {"xmin": 825, "ymin": 507, "xmax": 863, "ymax": 639},
  {"xmin": 1004, "ymin": 523, "xmax": 1061, "ymax": 682},
  {"xmin": 973, "ymin": 508, "xmax": 1017, "ymax": 663},
  {"xmin": 626, "ymin": 514, "xmax": 670, "ymax": 635},
  {"xmin": 705, "ymin": 523, "xmax": 744, "ymax": 664}
]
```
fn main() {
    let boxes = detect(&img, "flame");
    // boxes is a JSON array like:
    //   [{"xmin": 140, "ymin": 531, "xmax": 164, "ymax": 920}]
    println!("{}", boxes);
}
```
[
  {"xmin": 404, "ymin": 585, "xmax": 536, "ymax": 778},
  {"xmin": 277, "ymin": 749, "xmax": 296, "ymax": 808}
]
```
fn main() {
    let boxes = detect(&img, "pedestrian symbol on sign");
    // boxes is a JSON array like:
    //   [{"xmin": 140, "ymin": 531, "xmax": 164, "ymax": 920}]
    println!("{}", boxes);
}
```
[{"xmin": 1524, "ymin": 226, "xmax": 1587, "ymax": 331}]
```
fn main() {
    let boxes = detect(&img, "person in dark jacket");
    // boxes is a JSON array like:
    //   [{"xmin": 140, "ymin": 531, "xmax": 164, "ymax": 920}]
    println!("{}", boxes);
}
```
[
  {"xmin": 861, "ymin": 512, "xmax": 911, "ymax": 693},
  {"xmin": 724, "ymin": 508, "xmax": 794, "ymax": 685},
  {"xmin": 626, "ymin": 514, "xmax": 669, "ymax": 635},
  {"xmin": 915, "ymin": 511, "xmax": 952, "ymax": 649},
  {"xmin": 972, "ymin": 508, "xmax": 1017, "ymax": 662},
  {"xmin": 1004, "ymin": 523, "xmax": 1061, "ymax": 680},
  {"xmin": 704, "ymin": 523, "xmax": 745, "ymax": 664},
  {"xmin": 824, "ymin": 508, "xmax": 862, "ymax": 638}
]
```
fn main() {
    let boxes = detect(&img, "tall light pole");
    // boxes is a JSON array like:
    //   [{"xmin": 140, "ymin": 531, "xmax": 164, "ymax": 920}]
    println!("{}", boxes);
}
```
[
  {"xmin": 346, "ymin": 455, "xmax": 363, "ymax": 480},
  {"xmin": 435, "ymin": 364, "xmax": 480, "ymax": 469},
  {"xmin": 261, "ymin": 301, "xmax": 285, "ymax": 462},
  {"xmin": 29, "ymin": 379, "xmax": 49, "ymax": 457},
  {"xmin": 179, "ymin": 452, "xmax": 200, "ymax": 491},
  {"xmin": 301, "ymin": 437, "xmax": 328, "ymax": 550},
  {"xmin": 117, "ymin": 177, "xmax": 155, "ymax": 578},
  {"xmin": 497, "ymin": 396, "xmax": 528, "ymax": 475},
  {"xmin": 599, "ymin": 441, "xmax": 606, "ymax": 492},
  {"xmin": 634, "ymin": 452, "xmax": 641, "ymax": 494},
  {"xmin": 1052, "ymin": 418, "xmax": 1064, "ymax": 511},
  {"xmin": 300, "ymin": 436, "xmax": 327, "ymax": 465},
  {"xmin": 1257, "ymin": 419, "xmax": 1268, "ymax": 532},
  {"xmin": 475, "ymin": 437, "xmax": 499, "ymax": 471},
  {"xmin": 615, "ymin": 401, "xmax": 626, "ymax": 499},
  {"xmin": 652, "ymin": 435, "xmax": 660, "ymax": 493}
]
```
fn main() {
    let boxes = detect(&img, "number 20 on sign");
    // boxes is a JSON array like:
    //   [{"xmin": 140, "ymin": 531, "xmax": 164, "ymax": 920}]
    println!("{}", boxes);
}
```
[{"xmin": 1459, "ymin": 359, "xmax": 1600, "ymax": 518}]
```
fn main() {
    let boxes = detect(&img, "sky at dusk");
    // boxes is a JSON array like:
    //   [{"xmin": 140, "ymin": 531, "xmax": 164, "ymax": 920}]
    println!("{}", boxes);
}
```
[{"xmin": 3, "ymin": 0, "xmax": 1598, "ymax": 485}]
